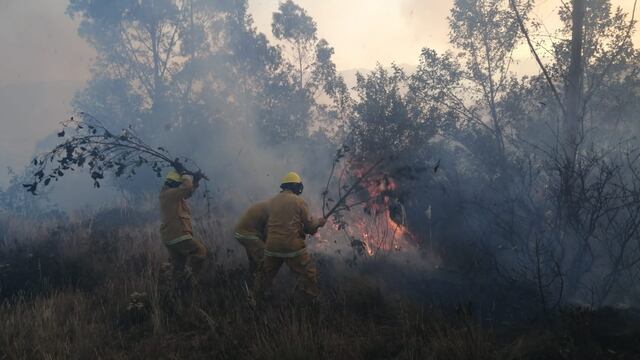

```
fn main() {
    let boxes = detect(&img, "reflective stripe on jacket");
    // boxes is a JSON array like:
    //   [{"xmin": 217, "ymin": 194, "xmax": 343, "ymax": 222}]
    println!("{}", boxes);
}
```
[
  {"xmin": 264, "ymin": 247, "xmax": 307, "ymax": 258},
  {"xmin": 233, "ymin": 232, "xmax": 261, "ymax": 242},
  {"xmin": 164, "ymin": 234, "xmax": 193, "ymax": 246},
  {"xmin": 234, "ymin": 201, "xmax": 269, "ymax": 241}
]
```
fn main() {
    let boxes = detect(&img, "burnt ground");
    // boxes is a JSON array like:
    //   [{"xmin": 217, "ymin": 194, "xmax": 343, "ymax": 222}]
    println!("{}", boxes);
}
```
[{"xmin": 1, "ymin": 211, "xmax": 640, "ymax": 359}]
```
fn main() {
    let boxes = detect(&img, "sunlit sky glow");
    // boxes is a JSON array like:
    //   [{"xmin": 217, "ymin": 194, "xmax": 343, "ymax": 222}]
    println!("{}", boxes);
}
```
[
  {"xmin": 248, "ymin": 0, "xmax": 639, "ymax": 72},
  {"xmin": 0, "ymin": 0, "xmax": 638, "ymax": 179},
  {"xmin": 1, "ymin": 0, "xmax": 638, "ymax": 86}
]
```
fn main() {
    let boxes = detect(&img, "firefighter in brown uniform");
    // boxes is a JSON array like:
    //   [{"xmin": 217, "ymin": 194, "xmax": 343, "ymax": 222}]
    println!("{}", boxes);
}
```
[
  {"xmin": 159, "ymin": 170, "xmax": 208, "ymax": 286},
  {"xmin": 254, "ymin": 172, "xmax": 327, "ymax": 300},
  {"xmin": 234, "ymin": 201, "xmax": 269, "ymax": 278}
]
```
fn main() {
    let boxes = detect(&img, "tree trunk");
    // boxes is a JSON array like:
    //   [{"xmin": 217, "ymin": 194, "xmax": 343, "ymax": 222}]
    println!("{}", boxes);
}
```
[
  {"xmin": 565, "ymin": 0, "xmax": 585, "ymax": 157},
  {"xmin": 149, "ymin": 0, "xmax": 162, "ymax": 116},
  {"xmin": 297, "ymin": 42, "xmax": 304, "ymax": 89},
  {"xmin": 151, "ymin": 27, "xmax": 161, "ymax": 111},
  {"xmin": 561, "ymin": 0, "xmax": 586, "ymax": 300},
  {"xmin": 561, "ymin": 0, "xmax": 586, "ymax": 223}
]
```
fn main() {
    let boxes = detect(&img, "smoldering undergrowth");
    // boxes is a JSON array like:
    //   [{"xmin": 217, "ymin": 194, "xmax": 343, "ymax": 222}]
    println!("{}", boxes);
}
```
[{"xmin": 2, "ymin": 210, "xmax": 640, "ymax": 359}]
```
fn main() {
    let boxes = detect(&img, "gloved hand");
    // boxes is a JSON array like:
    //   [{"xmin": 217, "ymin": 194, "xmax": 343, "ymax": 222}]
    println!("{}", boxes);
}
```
[
  {"xmin": 193, "ymin": 171, "xmax": 204, "ymax": 184},
  {"xmin": 173, "ymin": 160, "xmax": 186, "ymax": 175}
]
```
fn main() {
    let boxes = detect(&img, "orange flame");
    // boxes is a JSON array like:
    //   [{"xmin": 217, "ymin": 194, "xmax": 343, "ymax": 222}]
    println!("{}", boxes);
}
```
[
  {"xmin": 313, "ymin": 164, "xmax": 417, "ymax": 256},
  {"xmin": 345, "ymin": 171, "xmax": 415, "ymax": 255}
]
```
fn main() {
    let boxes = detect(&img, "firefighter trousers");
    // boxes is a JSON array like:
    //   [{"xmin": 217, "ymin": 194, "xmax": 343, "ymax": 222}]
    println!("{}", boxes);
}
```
[
  {"xmin": 254, "ymin": 251, "xmax": 320, "ymax": 298},
  {"xmin": 165, "ymin": 238, "xmax": 208, "ymax": 282},
  {"xmin": 235, "ymin": 235, "xmax": 265, "ymax": 277}
]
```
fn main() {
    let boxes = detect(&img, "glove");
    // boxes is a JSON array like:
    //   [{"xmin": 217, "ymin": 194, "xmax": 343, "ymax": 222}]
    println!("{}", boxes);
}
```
[
  {"xmin": 193, "ymin": 171, "xmax": 204, "ymax": 184},
  {"xmin": 173, "ymin": 161, "xmax": 186, "ymax": 175}
]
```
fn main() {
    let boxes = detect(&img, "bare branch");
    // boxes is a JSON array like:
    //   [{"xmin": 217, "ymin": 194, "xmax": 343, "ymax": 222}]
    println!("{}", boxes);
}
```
[
  {"xmin": 581, "ymin": 0, "xmax": 638, "ymax": 109},
  {"xmin": 23, "ymin": 113, "xmax": 208, "ymax": 195},
  {"xmin": 510, "ymin": 0, "xmax": 567, "ymax": 117}
]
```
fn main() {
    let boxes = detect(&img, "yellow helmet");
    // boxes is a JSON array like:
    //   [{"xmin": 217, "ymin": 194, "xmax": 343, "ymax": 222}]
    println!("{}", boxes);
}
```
[
  {"xmin": 165, "ymin": 170, "xmax": 183, "ymax": 183},
  {"xmin": 281, "ymin": 171, "xmax": 302, "ymax": 184}
]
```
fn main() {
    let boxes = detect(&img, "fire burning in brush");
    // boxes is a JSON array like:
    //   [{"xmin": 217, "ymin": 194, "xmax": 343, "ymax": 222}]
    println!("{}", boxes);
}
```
[
  {"xmin": 319, "ymin": 155, "xmax": 417, "ymax": 256},
  {"xmin": 344, "ymin": 172, "xmax": 416, "ymax": 256}
]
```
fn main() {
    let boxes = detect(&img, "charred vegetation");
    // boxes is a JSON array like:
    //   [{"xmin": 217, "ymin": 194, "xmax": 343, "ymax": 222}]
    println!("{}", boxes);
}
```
[{"xmin": 2, "ymin": 0, "xmax": 640, "ymax": 358}]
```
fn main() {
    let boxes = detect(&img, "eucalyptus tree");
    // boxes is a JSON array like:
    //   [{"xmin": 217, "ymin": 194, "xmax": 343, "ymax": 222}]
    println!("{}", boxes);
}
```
[
  {"xmin": 271, "ymin": 0, "xmax": 351, "ymax": 137},
  {"xmin": 510, "ymin": 0, "xmax": 640, "ymax": 303},
  {"xmin": 448, "ymin": 0, "xmax": 533, "ymax": 156},
  {"xmin": 66, "ymin": 0, "xmax": 215, "ymax": 129}
]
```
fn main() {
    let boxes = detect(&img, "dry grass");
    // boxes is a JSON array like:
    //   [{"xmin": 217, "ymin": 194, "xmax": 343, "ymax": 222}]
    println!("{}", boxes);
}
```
[{"xmin": 1, "ymin": 211, "xmax": 639, "ymax": 359}]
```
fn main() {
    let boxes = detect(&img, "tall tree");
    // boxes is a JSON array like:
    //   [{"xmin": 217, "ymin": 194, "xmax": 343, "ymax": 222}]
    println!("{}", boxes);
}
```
[
  {"xmin": 68, "ymin": 1, "xmax": 193, "ymax": 122},
  {"xmin": 271, "ymin": 0, "xmax": 318, "ymax": 89},
  {"xmin": 351, "ymin": 65, "xmax": 435, "ymax": 162},
  {"xmin": 448, "ymin": 0, "xmax": 532, "ymax": 156},
  {"xmin": 271, "ymin": 0, "xmax": 350, "ymax": 138},
  {"xmin": 510, "ymin": 0, "xmax": 640, "ymax": 301},
  {"xmin": 563, "ymin": 0, "xmax": 586, "ymax": 197}
]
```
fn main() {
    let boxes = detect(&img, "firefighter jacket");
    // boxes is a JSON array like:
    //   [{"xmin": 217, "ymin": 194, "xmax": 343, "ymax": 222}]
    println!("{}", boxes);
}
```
[
  {"xmin": 159, "ymin": 176, "xmax": 197, "ymax": 245},
  {"xmin": 264, "ymin": 190, "xmax": 322, "ymax": 257},
  {"xmin": 234, "ymin": 201, "xmax": 269, "ymax": 242}
]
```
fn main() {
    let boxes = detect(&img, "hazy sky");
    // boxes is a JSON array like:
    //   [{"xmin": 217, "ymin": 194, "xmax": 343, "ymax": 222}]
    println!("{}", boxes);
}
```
[
  {"xmin": 0, "ymin": 0, "xmax": 93, "ymax": 185},
  {"xmin": 0, "ymin": 0, "xmax": 93, "ymax": 86},
  {"xmin": 0, "ymin": 0, "xmax": 638, "ymax": 184},
  {"xmin": 1, "ymin": 0, "xmax": 637, "ymax": 85},
  {"xmin": 249, "ymin": 0, "xmax": 454, "ymax": 70},
  {"xmin": 248, "ymin": 0, "xmax": 640, "ymax": 71}
]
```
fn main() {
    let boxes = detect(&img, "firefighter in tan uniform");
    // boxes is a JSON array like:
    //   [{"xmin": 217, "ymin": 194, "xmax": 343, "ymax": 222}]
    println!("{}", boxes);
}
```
[
  {"xmin": 234, "ymin": 201, "xmax": 269, "ymax": 278},
  {"xmin": 159, "ymin": 170, "xmax": 208, "ymax": 285},
  {"xmin": 254, "ymin": 172, "xmax": 327, "ymax": 299}
]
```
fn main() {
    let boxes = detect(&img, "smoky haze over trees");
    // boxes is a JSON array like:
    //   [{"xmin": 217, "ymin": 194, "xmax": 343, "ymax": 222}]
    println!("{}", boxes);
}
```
[{"xmin": 2, "ymin": 0, "xmax": 640, "ymax": 342}]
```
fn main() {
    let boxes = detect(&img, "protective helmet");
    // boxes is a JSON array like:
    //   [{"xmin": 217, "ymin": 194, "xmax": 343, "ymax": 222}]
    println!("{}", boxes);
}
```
[
  {"xmin": 165, "ymin": 170, "xmax": 183, "ymax": 183},
  {"xmin": 281, "ymin": 171, "xmax": 302, "ymax": 185}
]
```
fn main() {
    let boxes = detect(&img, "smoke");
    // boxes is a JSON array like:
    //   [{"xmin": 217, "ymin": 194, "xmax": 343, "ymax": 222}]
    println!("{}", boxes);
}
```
[
  {"xmin": 0, "ymin": 0, "xmax": 93, "ymax": 187},
  {"xmin": 400, "ymin": 0, "xmax": 453, "ymax": 52},
  {"xmin": 4, "ymin": 0, "xmax": 640, "ymax": 313},
  {"xmin": 187, "ymin": 119, "xmax": 335, "ymax": 217},
  {"xmin": 0, "ymin": 0, "xmax": 338, "ymax": 212}
]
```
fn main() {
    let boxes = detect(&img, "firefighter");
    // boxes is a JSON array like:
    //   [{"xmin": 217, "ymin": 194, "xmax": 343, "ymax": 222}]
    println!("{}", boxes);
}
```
[
  {"xmin": 159, "ymin": 169, "xmax": 208, "ymax": 288},
  {"xmin": 254, "ymin": 171, "xmax": 327, "ymax": 301},
  {"xmin": 234, "ymin": 201, "xmax": 269, "ymax": 280}
]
